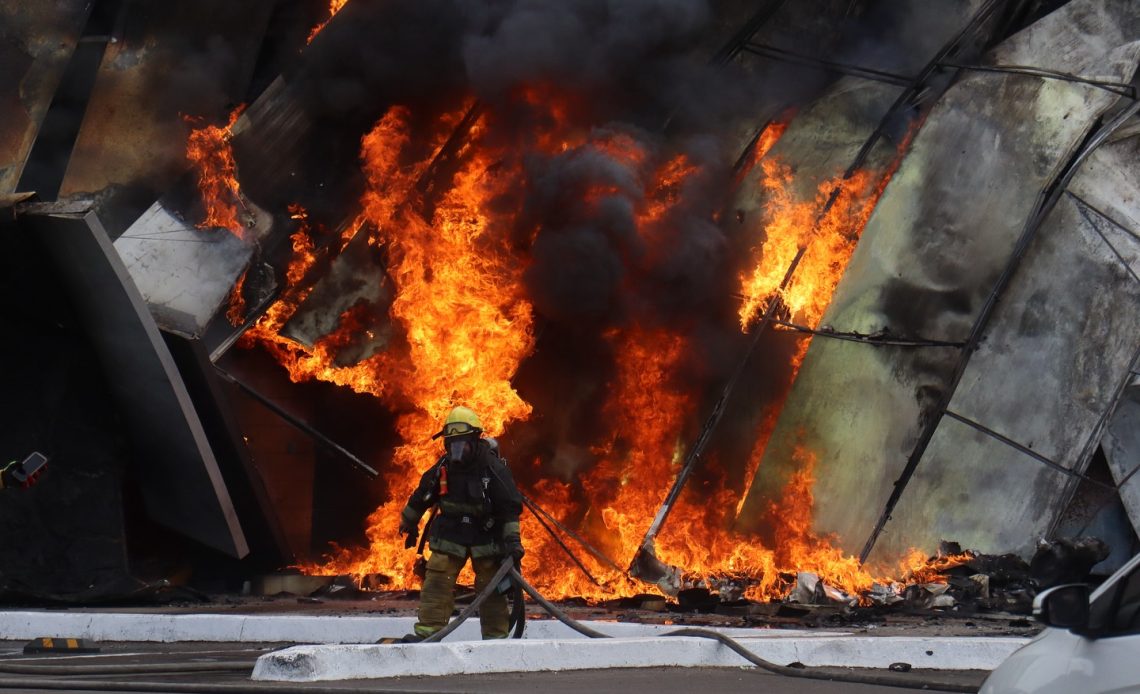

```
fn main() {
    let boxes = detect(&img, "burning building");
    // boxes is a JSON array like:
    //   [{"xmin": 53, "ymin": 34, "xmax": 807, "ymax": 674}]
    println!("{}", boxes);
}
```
[{"xmin": 0, "ymin": 0, "xmax": 1137, "ymax": 609}]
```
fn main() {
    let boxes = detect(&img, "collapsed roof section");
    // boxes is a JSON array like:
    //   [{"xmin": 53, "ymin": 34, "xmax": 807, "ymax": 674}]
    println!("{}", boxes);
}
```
[{"xmin": 735, "ymin": 0, "xmax": 1140, "ymax": 567}]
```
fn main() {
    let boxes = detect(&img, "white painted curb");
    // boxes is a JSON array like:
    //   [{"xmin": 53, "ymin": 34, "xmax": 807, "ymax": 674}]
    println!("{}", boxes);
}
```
[
  {"xmin": 0, "ymin": 610, "xmax": 832, "ymax": 644},
  {"xmin": 251, "ymin": 635, "xmax": 1031, "ymax": 682}
]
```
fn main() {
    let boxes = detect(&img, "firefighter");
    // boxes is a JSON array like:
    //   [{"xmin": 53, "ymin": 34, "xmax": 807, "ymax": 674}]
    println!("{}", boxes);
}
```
[{"xmin": 398, "ymin": 406, "xmax": 524, "ymax": 640}]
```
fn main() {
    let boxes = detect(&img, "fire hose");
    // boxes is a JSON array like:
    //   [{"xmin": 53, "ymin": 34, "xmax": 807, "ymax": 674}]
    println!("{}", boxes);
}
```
[
  {"xmin": 502, "ymin": 567, "xmax": 980, "ymax": 693},
  {"xmin": 405, "ymin": 556, "xmax": 983, "ymax": 692}
]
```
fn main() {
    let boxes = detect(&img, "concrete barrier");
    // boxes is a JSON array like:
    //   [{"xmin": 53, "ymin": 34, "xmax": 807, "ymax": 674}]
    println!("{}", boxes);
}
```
[{"xmin": 251, "ymin": 635, "xmax": 1031, "ymax": 681}]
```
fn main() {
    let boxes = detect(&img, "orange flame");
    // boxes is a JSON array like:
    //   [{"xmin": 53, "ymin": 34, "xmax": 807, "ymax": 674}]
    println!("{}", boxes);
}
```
[
  {"xmin": 733, "ymin": 120, "xmax": 789, "ymax": 189},
  {"xmin": 226, "ymin": 268, "xmax": 248, "ymax": 327},
  {"xmin": 898, "ymin": 548, "xmax": 975, "ymax": 585},
  {"xmin": 185, "ymin": 105, "xmax": 246, "ymax": 238},
  {"xmin": 738, "ymin": 124, "xmax": 916, "ymax": 330},
  {"xmin": 307, "ymin": 0, "xmax": 350, "ymax": 44}
]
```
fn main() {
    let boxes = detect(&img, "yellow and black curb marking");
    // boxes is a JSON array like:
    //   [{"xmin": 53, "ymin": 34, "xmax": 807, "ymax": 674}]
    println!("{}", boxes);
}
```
[{"xmin": 22, "ymin": 637, "xmax": 101, "ymax": 654}]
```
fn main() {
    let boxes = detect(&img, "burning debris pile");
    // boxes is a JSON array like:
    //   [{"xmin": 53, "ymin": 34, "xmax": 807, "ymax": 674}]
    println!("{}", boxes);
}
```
[
  {"xmin": 246, "ymin": 536, "xmax": 1113, "ymax": 627},
  {"xmin": 752, "ymin": 537, "xmax": 1109, "ymax": 616},
  {"xmin": 787, "ymin": 543, "xmax": 1032, "ymax": 613}
]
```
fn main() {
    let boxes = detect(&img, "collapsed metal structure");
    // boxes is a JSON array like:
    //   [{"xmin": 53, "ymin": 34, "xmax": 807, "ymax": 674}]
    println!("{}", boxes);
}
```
[{"xmin": 0, "ymin": 0, "xmax": 1137, "ymax": 600}]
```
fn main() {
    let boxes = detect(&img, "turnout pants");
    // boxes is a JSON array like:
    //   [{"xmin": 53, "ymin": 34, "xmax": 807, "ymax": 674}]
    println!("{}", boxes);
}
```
[{"xmin": 414, "ymin": 550, "xmax": 509, "ymax": 639}]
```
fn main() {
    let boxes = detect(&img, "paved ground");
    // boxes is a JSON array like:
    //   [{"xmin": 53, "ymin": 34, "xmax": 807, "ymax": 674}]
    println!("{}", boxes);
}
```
[
  {"xmin": 0, "ymin": 592, "xmax": 1027, "ymax": 692},
  {"xmin": 0, "ymin": 641, "xmax": 991, "ymax": 693}
]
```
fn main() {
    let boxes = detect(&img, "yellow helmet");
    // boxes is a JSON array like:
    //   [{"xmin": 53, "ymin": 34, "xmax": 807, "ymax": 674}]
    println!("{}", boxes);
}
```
[{"xmin": 432, "ymin": 406, "xmax": 483, "ymax": 439}]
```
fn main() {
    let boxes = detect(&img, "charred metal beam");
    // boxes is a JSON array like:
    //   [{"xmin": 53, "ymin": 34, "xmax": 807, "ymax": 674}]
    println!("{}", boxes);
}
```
[
  {"xmin": 741, "ymin": 43, "xmax": 913, "ymax": 87},
  {"xmin": 770, "ymin": 319, "xmax": 966, "ymax": 348},
  {"xmin": 937, "ymin": 62, "xmax": 1138, "ymax": 99},
  {"xmin": 520, "ymin": 491, "xmax": 623, "ymax": 574},
  {"xmin": 630, "ymin": 248, "xmax": 806, "ymax": 592},
  {"xmin": 792, "ymin": 0, "xmax": 1014, "ymax": 270},
  {"xmin": 523, "ymin": 497, "xmax": 602, "ymax": 587},
  {"xmin": 731, "ymin": 120, "xmax": 778, "ymax": 173},
  {"xmin": 860, "ymin": 97, "xmax": 1140, "ymax": 563},
  {"xmin": 943, "ymin": 409, "xmax": 1115, "ymax": 491},
  {"xmin": 1073, "ymin": 195, "xmax": 1140, "ymax": 286},
  {"xmin": 662, "ymin": 0, "xmax": 787, "ymax": 132},
  {"xmin": 1067, "ymin": 193, "xmax": 1140, "ymax": 246},
  {"xmin": 414, "ymin": 101, "xmax": 484, "ymax": 218},
  {"xmin": 15, "ymin": 0, "xmax": 121, "ymax": 199},
  {"xmin": 1052, "ymin": 344, "xmax": 1140, "ymax": 534},
  {"xmin": 846, "ymin": 0, "xmax": 1012, "ymax": 176},
  {"xmin": 207, "ymin": 277, "xmax": 280, "ymax": 363},
  {"xmin": 709, "ymin": 0, "xmax": 790, "ymax": 65},
  {"xmin": 213, "ymin": 366, "xmax": 378, "ymax": 479}
]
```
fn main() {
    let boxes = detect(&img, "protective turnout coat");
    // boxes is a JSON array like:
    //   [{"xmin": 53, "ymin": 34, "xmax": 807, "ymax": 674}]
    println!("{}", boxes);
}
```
[{"xmin": 400, "ymin": 440, "xmax": 522, "ymax": 558}]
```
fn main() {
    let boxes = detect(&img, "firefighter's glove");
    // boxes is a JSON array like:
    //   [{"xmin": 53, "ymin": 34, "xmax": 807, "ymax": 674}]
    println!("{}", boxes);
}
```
[
  {"xmin": 399, "ymin": 520, "xmax": 418, "ymax": 550},
  {"xmin": 504, "ymin": 534, "xmax": 525, "ymax": 563}
]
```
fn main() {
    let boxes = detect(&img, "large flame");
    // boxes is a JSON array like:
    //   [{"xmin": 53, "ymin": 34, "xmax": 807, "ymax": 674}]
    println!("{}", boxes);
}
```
[
  {"xmin": 185, "ymin": 105, "xmax": 246, "ymax": 238},
  {"xmin": 213, "ymin": 90, "xmax": 950, "ymax": 602},
  {"xmin": 237, "ymin": 104, "xmax": 536, "ymax": 587}
]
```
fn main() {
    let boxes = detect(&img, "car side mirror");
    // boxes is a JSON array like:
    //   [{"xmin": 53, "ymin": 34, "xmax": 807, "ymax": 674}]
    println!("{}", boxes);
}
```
[{"xmin": 1033, "ymin": 584, "xmax": 1091, "ymax": 632}]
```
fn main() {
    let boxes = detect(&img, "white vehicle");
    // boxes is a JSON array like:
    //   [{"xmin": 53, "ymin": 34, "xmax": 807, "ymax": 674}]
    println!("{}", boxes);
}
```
[{"xmin": 981, "ymin": 551, "xmax": 1140, "ymax": 693}]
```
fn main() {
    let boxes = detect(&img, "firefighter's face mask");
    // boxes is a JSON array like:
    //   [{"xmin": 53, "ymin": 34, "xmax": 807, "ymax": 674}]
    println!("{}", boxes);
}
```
[
  {"xmin": 433, "ymin": 420, "xmax": 480, "ymax": 463},
  {"xmin": 445, "ymin": 434, "xmax": 475, "ymax": 463}
]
